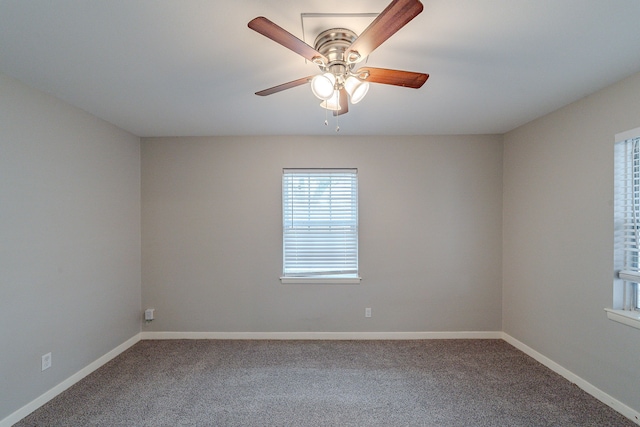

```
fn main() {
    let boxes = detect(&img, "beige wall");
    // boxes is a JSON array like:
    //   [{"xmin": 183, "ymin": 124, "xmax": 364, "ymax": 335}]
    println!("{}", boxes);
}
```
[
  {"xmin": 503, "ymin": 71, "xmax": 640, "ymax": 411},
  {"xmin": 141, "ymin": 135, "xmax": 503, "ymax": 333},
  {"xmin": 0, "ymin": 72, "xmax": 141, "ymax": 420}
]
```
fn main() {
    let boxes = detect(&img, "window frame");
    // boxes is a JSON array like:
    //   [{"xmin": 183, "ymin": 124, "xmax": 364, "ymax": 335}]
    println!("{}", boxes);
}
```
[
  {"xmin": 608, "ymin": 126, "xmax": 640, "ymax": 329},
  {"xmin": 280, "ymin": 168, "xmax": 361, "ymax": 285}
]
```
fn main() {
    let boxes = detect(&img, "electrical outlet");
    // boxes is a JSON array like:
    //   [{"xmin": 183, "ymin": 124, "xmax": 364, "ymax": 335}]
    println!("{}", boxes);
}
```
[
  {"xmin": 41, "ymin": 352, "xmax": 51, "ymax": 371},
  {"xmin": 365, "ymin": 307, "xmax": 372, "ymax": 318}
]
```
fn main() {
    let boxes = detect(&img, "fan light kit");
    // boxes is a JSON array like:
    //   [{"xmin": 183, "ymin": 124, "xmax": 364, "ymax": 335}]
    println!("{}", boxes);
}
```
[{"xmin": 249, "ymin": 0, "xmax": 429, "ymax": 131}]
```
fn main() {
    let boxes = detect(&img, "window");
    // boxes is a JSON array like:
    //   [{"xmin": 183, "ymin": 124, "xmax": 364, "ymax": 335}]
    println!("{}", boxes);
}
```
[
  {"xmin": 281, "ymin": 169, "xmax": 359, "ymax": 283},
  {"xmin": 613, "ymin": 127, "xmax": 640, "ymax": 312}
]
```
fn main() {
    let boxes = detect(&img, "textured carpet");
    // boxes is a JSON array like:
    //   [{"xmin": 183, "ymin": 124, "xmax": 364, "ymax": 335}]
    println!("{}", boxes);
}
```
[{"xmin": 15, "ymin": 339, "xmax": 635, "ymax": 426}]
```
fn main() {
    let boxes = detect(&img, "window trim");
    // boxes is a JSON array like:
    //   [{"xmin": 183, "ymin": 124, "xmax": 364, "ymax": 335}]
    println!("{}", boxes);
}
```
[
  {"xmin": 604, "ymin": 308, "xmax": 640, "ymax": 330},
  {"xmin": 281, "ymin": 168, "xmax": 360, "ymax": 284},
  {"xmin": 280, "ymin": 277, "xmax": 361, "ymax": 284},
  {"xmin": 609, "ymin": 126, "xmax": 640, "ymax": 328}
]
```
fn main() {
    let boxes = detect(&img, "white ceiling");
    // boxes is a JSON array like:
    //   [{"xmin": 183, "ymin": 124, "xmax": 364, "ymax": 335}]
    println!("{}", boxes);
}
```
[{"xmin": 1, "ymin": 0, "xmax": 640, "ymax": 137}]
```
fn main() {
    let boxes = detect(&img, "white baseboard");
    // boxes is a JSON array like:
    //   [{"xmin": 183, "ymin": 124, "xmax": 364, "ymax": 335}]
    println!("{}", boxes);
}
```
[
  {"xmin": 502, "ymin": 333, "xmax": 640, "ymax": 426},
  {"xmin": 0, "ymin": 334, "xmax": 141, "ymax": 427},
  {"xmin": 140, "ymin": 331, "xmax": 504, "ymax": 340}
]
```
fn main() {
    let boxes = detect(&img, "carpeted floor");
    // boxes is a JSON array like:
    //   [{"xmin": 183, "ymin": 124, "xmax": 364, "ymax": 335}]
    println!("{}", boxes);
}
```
[{"xmin": 15, "ymin": 339, "xmax": 635, "ymax": 426}]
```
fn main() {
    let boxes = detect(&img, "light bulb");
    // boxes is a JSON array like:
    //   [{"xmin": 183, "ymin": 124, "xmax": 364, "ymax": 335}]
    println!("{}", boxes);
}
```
[
  {"xmin": 344, "ymin": 76, "xmax": 370, "ymax": 104},
  {"xmin": 319, "ymin": 90, "xmax": 341, "ymax": 111},
  {"xmin": 310, "ymin": 73, "xmax": 336, "ymax": 100}
]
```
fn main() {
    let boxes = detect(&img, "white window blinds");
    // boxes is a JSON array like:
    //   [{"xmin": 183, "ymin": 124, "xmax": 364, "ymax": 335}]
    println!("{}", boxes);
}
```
[
  {"xmin": 282, "ymin": 169, "xmax": 358, "ymax": 279},
  {"xmin": 614, "ymin": 133, "xmax": 640, "ymax": 309}
]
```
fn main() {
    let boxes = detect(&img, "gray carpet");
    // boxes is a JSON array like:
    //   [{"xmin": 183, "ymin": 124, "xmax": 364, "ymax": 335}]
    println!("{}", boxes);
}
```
[{"xmin": 15, "ymin": 339, "xmax": 635, "ymax": 426}]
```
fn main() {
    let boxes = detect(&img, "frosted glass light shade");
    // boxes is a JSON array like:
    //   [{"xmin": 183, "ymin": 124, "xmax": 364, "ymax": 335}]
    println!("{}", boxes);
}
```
[
  {"xmin": 344, "ymin": 76, "xmax": 369, "ymax": 104},
  {"xmin": 311, "ymin": 73, "xmax": 336, "ymax": 100},
  {"xmin": 320, "ymin": 90, "xmax": 341, "ymax": 111}
]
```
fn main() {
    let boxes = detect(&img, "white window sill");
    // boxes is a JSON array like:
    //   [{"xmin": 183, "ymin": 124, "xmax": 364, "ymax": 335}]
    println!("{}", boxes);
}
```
[
  {"xmin": 280, "ymin": 277, "xmax": 361, "ymax": 284},
  {"xmin": 605, "ymin": 308, "xmax": 640, "ymax": 330}
]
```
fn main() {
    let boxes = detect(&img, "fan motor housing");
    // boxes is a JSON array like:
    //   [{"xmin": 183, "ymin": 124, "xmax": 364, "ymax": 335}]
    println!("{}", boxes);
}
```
[{"xmin": 314, "ymin": 28, "xmax": 357, "ymax": 73}]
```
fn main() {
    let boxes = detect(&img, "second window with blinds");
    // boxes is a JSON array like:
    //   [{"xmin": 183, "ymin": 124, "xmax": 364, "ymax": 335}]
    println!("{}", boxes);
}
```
[
  {"xmin": 281, "ymin": 169, "xmax": 360, "ymax": 284},
  {"xmin": 614, "ymin": 127, "xmax": 640, "ymax": 311}
]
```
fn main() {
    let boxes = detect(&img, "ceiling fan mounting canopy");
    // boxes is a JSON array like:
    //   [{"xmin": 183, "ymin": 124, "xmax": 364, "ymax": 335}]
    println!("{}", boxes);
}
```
[{"xmin": 248, "ymin": 0, "xmax": 429, "ymax": 116}]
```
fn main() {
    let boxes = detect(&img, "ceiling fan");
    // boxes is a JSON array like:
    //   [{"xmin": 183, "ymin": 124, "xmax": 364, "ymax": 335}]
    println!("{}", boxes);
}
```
[{"xmin": 248, "ymin": 0, "xmax": 429, "ymax": 119}]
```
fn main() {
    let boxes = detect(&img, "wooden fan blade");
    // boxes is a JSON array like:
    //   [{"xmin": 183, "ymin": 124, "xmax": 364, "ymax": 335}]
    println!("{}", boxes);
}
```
[
  {"xmin": 255, "ymin": 76, "xmax": 313, "ymax": 96},
  {"xmin": 347, "ymin": 0, "xmax": 423, "ymax": 63},
  {"xmin": 248, "ymin": 17, "xmax": 328, "ymax": 63},
  {"xmin": 357, "ymin": 67, "xmax": 429, "ymax": 88},
  {"xmin": 333, "ymin": 88, "xmax": 349, "ymax": 116}
]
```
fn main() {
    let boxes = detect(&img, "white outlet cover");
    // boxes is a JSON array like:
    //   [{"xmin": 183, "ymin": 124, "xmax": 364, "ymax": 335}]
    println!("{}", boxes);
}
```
[{"xmin": 41, "ymin": 352, "xmax": 52, "ymax": 371}]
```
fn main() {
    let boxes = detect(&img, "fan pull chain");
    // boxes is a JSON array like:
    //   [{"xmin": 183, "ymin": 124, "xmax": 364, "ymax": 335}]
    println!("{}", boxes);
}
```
[
  {"xmin": 324, "ymin": 105, "xmax": 328, "ymax": 126},
  {"xmin": 335, "ymin": 91, "xmax": 340, "ymax": 133}
]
